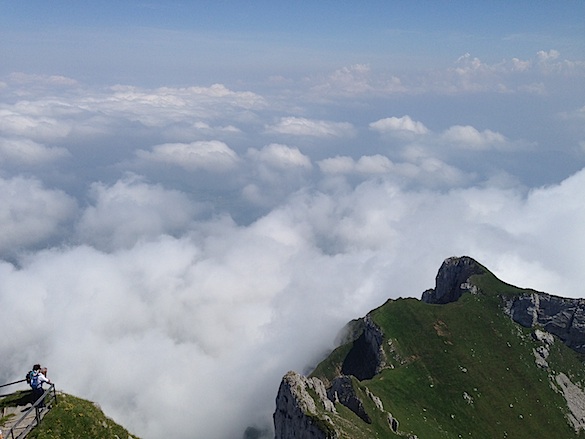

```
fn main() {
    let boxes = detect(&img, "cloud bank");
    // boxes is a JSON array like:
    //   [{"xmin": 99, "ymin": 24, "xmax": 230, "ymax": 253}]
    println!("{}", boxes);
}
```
[{"xmin": 0, "ymin": 50, "xmax": 584, "ymax": 438}]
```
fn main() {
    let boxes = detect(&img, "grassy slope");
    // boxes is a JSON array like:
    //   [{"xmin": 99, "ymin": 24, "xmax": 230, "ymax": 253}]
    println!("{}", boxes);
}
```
[
  {"xmin": 310, "ymin": 270, "xmax": 585, "ymax": 438},
  {"xmin": 28, "ymin": 393, "xmax": 140, "ymax": 439},
  {"xmin": 0, "ymin": 391, "xmax": 139, "ymax": 439}
]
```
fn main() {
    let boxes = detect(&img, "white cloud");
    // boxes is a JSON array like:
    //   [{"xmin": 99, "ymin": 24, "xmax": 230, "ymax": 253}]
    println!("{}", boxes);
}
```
[
  {"xmin": 0, "ymin": 138, "xmax": 70, "ymax": 165},
  {"xmin": 242, "ymin": 145, "xmax": 313, "ymax": 208},
  {"xmin": 370, "ymin": 115, "xmax": 429, "ymax": 136},
  {"xmin": 1, "ymin": 161, "xmax": 585, "ymax": 439},
  {"xmin": 247, "ymin": 143, "xmax": 312, "ymax": 170},
  {"xmin": 511, "ymin": 57, "xmax": 531, "ymax": 72},
  {"xmin": 0, "ymin": 176, "xmax": 77, "ymax": 255},
  {"xmin": 355, "ymin": 155, "xmax": 393, "ymax": 174},
  {"xmin": 318, "ymin": 152, "xmax": 469, "ymax": 188},
  {"xmin": 537, "ymin": 49, "xmax": 560, "ymax": 63},
  {"xmin": 390, "ymin": 50, "xmax": 585, "ymax": 95},
  {"xmin": 76, "ymin": 176, "xmax": 200, "ymax": 251},
  {"xmin": 266, "ymin": 117, "xmax": 356, "ymax": 138},
  {"xmin": 0, "ymin": 81, "xmax": 265, "ymax": 151},
  {"xmin": 441, "ymin": 125, "xmax": 507, "ymax": 150},
  {"xmin": 309, "ymin": 64, "xmax": 407, "ymax": 97},
  {"xmin": 318, "ymin": 156, "xmax": 356, "ymax": 174},
  {"xmin": 98, "ymin": 84, "xmax": 266, "ymax": 127},
  {"xmin": 317, "ymin": 64, "xmax": 373, "ymax": 95},
  {"xmin": 318, "ymin": 155, "xmax": 393, "ymax": 175},
  {"xmin": 370, "ymin": 119, "xmax": 522, "ymax": 180},
  {"xmin": 0, "ymin": 61, "xmax": 584, "ymax": 439},
  {"xmin": 400, "ymin": 144, "xmax": 473, "ymax": 186},
  {"xmin": 136, "ymin": 140, "xmax": 240, "ymax": 171},
  {"xmin": 0, "ymin": 106, "xmax": 73, "ymax": 140}
]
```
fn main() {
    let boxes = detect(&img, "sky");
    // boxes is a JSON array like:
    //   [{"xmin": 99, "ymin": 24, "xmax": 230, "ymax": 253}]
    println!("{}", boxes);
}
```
[{"xmin": 0, "ymin": 1, "xmax": 584, "ymax": 438}]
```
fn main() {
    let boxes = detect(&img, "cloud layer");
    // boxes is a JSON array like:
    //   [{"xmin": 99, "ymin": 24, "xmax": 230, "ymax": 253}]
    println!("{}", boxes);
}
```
[{"xmin": 0, "ymin": 50, "xmax": 584, "ymax": 438}]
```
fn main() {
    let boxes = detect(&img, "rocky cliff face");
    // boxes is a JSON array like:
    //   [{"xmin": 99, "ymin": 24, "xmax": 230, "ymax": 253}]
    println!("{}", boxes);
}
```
[
  {"xmin": 273, "ymin": 371, "xmax": 337, "ymax": 439},
  {"xmin": 503, "ymin": 292, "xmax": 585, "ymax": 353},
  {"xmin": 273, "ymin": 318, "xmax": 394, "ymax": 438},
  {"xmin": 274, "ymin": 371, "xmax": 401, "ymax": 439}
]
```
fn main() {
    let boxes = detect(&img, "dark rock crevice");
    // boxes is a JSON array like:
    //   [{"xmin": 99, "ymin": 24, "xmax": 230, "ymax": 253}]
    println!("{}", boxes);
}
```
[{"xmin": 340, "ymin": 316, "xmax": 385, "ymax": 381}]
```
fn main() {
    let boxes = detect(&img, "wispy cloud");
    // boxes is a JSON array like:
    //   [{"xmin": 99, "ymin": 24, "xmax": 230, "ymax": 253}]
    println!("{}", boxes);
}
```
[
  {"xmin": 370, "ymin": 115, "xmax": 429, "ymax": 136},
  {"xmin": 266, "ymin": 116, "xmax": 356, "ymax": 138},
  {"xmin": 137, "ymin": 140, "xmax": 240, "ymax": 171}
]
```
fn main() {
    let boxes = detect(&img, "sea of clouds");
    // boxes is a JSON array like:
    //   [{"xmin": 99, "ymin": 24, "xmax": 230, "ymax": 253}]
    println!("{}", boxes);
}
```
[{"xmin": 1, "ymin": 51, "xmax": 584, "ymax": 438}]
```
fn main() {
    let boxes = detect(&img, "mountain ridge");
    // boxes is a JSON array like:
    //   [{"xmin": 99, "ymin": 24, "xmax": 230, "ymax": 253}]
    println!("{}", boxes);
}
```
[{"xmin": 273, "ymin": 256, "xmax": 585, "ymax": 438}]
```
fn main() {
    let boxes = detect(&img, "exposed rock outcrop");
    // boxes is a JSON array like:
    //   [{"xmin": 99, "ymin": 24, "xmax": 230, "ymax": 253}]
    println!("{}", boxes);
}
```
[
  {"xmin": 274, "ymin": 371, "xmax": 337, "ymax": 439},
  {"xmin": 553, "ymin": 372, "xmax": 585, "ymax": 432},
  {"xmin": 327, "ymin": 376, "xmax": 371, "ymax": 424},
  {"xmin": 365, "ymin": 387, "xmax": 399, "ymax": 433},
  {"xmin": 421, "ymin": 256, "xmax": 484, "ymax": 304},
  {"xmin": 503, "ymin": 292, "xmax": 585, "ymax": 353},
  {"xmin": 532, "ymin": 329, "xmax": 554, "ymax": 368}
]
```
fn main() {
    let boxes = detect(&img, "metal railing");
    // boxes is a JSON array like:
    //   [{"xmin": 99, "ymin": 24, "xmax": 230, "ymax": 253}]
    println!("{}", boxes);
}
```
[
  {"xmin": 0, "ymin": 380, "xmax": 26, "ymax": 398},
  {"xmin": 1, "ymin": 383, "xmax": 57, "ymax": 439}
]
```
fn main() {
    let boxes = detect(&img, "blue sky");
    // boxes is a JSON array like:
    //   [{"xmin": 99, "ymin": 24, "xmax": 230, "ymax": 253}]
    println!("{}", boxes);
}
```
[
  {"xmin": 1, "ymin": 2, "xmax": 585, "ymax": 439},
  {"xmin": 2, "ymin": 1, "xmax": 584, "ymax": 84}
]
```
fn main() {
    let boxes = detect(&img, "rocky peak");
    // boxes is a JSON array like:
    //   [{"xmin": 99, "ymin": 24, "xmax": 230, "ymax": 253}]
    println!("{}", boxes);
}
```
[{"xmin": 421, "ymin": 256, "xmax": 484, "ymax": 304}]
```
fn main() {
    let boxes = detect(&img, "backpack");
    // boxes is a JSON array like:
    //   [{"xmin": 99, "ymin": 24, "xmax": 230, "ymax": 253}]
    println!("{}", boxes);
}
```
[
  {"xmin": 29, "ymin": 371, "xmax": 40, "ymax": 389},
  {"xmin": 26, "ymin": 371, "xmax": 32, "ymax": 385}
]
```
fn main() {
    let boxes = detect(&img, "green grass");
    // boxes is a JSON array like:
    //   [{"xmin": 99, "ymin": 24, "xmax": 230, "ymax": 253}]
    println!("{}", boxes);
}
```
[
  {"xmin": 310, "ymin": 342, "xmax": 352, "ymax": 385},
  {"xmin": 0, "ymin": 387, "xmax": 138, "ymax": 439},
  {"xmin": 0, "ymin": 413, "xmax": 15, "ymax": 428},
  {"xmin": 20, "ymin": 393, "xmax": 139, "ymax": 439},
  {"xmin": 308, "ymin": 270, "xmax": 585, "ymax": 438}
]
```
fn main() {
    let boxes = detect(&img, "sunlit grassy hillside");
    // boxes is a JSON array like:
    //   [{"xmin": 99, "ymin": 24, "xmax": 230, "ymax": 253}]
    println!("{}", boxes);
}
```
[
  {"xmin": 0, "ymin": 391, "xmax": 139, "ymax": 439},
  {"xmin": 308, "ymin": 270, "xmax": 585, "ymax": 438}
]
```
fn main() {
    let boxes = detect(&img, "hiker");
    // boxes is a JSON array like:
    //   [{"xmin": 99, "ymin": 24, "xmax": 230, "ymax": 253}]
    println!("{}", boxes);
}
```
[{"xmin": 29, "ymin": 364, "xmax": 51, "ymax": 407}]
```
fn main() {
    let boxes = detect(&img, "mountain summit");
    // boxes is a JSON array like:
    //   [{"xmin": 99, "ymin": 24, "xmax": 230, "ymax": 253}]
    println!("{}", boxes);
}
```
[{"xmin": 273, "ymin": 256, "xmax": 585, "ymax": 438}]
